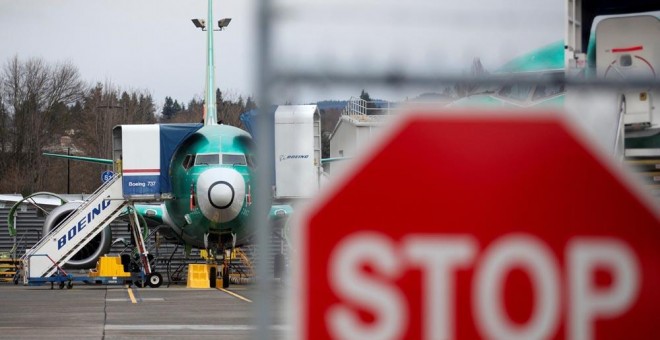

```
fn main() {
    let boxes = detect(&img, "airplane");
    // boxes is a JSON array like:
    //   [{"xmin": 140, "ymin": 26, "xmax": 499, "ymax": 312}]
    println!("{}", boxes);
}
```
[
  {"xmin": 5, "ymin": 0, "xmax": 291, "ymax": 285},
  {"xmin": 449, "ymin": 40, "xmax": 565, "ymax": 108}
]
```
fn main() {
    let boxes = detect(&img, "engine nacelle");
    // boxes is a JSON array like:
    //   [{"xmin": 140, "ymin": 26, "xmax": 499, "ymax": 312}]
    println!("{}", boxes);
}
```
[{"xmin": 43, "ymin": 202, "xmax": 112, "ymax": 269}]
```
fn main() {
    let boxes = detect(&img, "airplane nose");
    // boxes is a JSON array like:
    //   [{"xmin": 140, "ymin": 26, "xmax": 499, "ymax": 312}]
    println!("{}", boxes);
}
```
[
  {"xmin": 209, "ymin": 181, "xmax": 234, "ymax": 209},
  {"xmin": 196, "ymin": 168, "xmax": 246, "ymax": 223}
]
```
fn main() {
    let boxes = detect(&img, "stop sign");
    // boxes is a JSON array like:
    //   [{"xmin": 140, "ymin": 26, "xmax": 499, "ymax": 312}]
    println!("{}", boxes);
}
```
[{"xmin": 295, "ymin": 111, "xmax": 660, "ymax": 340}]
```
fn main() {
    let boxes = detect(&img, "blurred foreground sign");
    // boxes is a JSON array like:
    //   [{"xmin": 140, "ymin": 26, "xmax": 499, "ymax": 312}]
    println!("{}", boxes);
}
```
[{"xmin": 297, "ymin": 111, "xmax": 660, "ymax": 340}]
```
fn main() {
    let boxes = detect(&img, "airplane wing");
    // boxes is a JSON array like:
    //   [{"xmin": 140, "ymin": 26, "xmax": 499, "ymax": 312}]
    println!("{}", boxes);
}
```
[
  {"xmin": 3, "ymin": 192, "xmax": 70, "ymax": 237},
  {"xmin": 134, "ymin": 203, "xmax": 295, "ymax": 228},
  {"xmin": 0, "ymin": 193, "xmax": 68, "ymax": 207},
  {"xmin": 43, "ymin": 152, "xmax": 113, "ymax": 165},
  {"xmin": 0, "ymin": 194, "xmax": 26, "ymax": 208}
]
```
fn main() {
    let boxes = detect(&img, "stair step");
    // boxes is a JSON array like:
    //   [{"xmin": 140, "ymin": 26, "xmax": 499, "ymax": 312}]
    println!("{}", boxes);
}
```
[
  {"xmin": 635, "ymin": 185, "xmax": 660, "ymax": 197},
  {"xmin": 635, "ymin": 173, "xmax": 660, "ymax": 183},
  {"xmin": 625, "ymin": 149, "xmax": 660, "ymax": 158},
  {"xmin": 625, "ymin": 158, "xmax": 660, "ymax": 165},
  {"xmin": 638, "ymin": 171, "xmax": 660, "ymax": 176}
]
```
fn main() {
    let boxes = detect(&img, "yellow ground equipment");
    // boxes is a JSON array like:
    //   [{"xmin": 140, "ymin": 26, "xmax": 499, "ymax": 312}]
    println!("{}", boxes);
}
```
[
  {"xmin": 0, "ymin": 258, "xmax": 20, "ymax": 283},
  {"xmin": 187, "ymin": 263, "xmax": 221, "ymax": 289},
  {"xmin": 88, "ymin": 256, "xmax": 131, "ymax": 278}
]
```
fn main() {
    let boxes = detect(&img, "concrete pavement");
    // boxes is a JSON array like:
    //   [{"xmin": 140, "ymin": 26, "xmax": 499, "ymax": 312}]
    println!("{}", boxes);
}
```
[{"xmin": 0, "ymin": 283, "xmax": 288, "ymax": 339}]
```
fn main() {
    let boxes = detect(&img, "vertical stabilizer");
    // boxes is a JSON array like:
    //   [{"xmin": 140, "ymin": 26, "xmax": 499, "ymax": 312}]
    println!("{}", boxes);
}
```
[{"xmin": 204, "ymin": 0, "xmax": 217, "ymax": 125}]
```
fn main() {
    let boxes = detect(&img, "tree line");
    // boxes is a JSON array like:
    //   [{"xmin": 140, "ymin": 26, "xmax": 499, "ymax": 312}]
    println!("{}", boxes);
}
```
[
  {"xmin": 0, "ymin": 56, "xmax": 253, "ymax": 194},
  {"xmin": 161, "ymin": 89, "xmax": 255, "ymax": 127}
]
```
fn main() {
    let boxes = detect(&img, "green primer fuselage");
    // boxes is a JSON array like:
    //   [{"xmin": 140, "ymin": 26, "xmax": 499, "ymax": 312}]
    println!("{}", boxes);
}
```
[
  {"xmin": 451, "ymin": 41, "xmax": 565, "ymax": 108},
  {"xmin": 166, "ymin": 124, "xmax": 253, "ymax": 247}
]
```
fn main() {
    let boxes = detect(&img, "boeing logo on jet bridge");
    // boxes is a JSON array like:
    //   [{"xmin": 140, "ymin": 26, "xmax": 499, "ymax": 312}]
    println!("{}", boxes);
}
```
[
  {"xmin": 279, "ymin": 154, "xmax": 310, "ymax": 161},
  {"xmin": 57, "ymin": 200, "xmax": 112, "ymax": 250}
]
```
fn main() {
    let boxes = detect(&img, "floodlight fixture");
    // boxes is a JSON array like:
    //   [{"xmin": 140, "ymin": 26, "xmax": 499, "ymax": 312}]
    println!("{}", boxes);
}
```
[
  {"xmin": 191, "ymin": 18, "xmax": 206, "ymax": 30},
  {"xmin": 218, "ymin": 18, "xmax": 232, "ymax": 30}
]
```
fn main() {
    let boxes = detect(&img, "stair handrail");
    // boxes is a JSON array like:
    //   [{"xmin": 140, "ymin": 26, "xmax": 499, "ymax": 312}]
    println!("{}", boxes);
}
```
[
  {"xmin": 613, "ymin": 94, "xmax": 626, "ymax": 160},
  {"xmin": 9, "ymin": 230, "xmax": 38, "ymax": 261},
  {"xmin": 342, "ymin": 97, "xmax": 368, "ymax": 116},
  {"xmin": 22, "ymin": 174, "xmax": 122, "ymax": 259},
  {"xmin": 41, "ymin": 200, "xmax": 128, "ymax": 278}
]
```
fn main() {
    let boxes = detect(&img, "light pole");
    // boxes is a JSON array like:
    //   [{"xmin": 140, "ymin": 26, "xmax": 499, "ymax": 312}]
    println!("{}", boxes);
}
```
[
  {"xmin": 67, "ymin": 147, "xmax": 70, "ymax": 194},
  {"xmin": 191, "ymin": 17, "xmax": 232, "ymax": 31},
  {"xmin": 191, "ymin": 9, "xmax": 231, "ymax": 126}
]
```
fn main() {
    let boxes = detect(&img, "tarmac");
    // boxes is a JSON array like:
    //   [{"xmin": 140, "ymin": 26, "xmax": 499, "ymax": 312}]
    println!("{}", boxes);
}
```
[{"xmin": 0, "ymin": 281, "xmax": 289, "ymax": 339}]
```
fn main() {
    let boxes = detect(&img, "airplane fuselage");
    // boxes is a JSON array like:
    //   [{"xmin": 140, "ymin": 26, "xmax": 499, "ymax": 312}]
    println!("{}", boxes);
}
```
[{"xmin": 165, "ymin": 124, "xmax": 253, "ymax": 248}]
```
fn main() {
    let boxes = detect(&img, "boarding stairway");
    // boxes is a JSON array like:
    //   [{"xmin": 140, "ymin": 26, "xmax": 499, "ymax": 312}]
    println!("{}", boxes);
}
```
[
  {"xmin": 622, "ymin": 131, "xmax": 660, "ymax": 197},
  {"xmin": 624, "ymin": 156, "xmax": 660, "ymax": 198},
  {"xmin": 21, "ymin": 175, "xmax": 128, "ymax": 281}
]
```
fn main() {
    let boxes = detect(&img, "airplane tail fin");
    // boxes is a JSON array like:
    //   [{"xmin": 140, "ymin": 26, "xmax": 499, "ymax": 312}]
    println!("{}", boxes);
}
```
[{"xmin": 203, "ymin": 0, "xmax": 217, "ymax": 126}]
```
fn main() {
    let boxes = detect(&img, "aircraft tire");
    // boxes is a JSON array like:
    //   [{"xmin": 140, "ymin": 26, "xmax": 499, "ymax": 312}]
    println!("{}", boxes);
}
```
[
  {"xmin": 147, "ymin": 272, "xmax": 163, "ymax": 288},
  {"xmin": 222, "ymin": 265, "xmax": 229, "ymax": 289},
  {"xmin": 210, "ymin": 267, "xmax": 217, "ymax": 288}
]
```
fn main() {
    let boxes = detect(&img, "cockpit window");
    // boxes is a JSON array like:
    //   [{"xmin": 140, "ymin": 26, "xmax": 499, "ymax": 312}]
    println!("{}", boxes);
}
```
[
  {"xmin": 223, "ymin": 154, "xmax": 247, "ymax": 166},
  {"xmin": 532, "ymin": 72, "xmax": 565, "ymax": 101},
  {"xmin": 246, "ymin": 154, "xmax": 256, "ymax": 168},
  {"xmin": 532, "ymin": 84, "xmax": 564, "ymax": 101},
  {"xmin": 498, "ymin": 82, "xmax": 533, "ymax": 102},
  {"xmin": 182, "ymin": 154, "xmax": 194, "ymax": 170},
  {"xmin": 194, "ymin": 154, "xmax": 220, "ymax": 166}
]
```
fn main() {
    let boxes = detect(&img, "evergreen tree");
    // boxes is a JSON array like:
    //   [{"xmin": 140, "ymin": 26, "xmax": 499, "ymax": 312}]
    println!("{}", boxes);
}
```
[
  {"xmin": 161, "ymin": 96, "xmax": 176, "ymax": 120},
  {"xmin": 216, "ymin": 88, "xmax": 223, "ymax": 105},
  {"xmin": 245, "ymin": 96, "xmax": 257, "ymax": 110},
  {"xmin": 359, "ymin": 89, "xmax": 379, "ymax": 115},
  {"xmin": 359, "ymin": 89, "xmax": 371, "ymax": 102},
  {"xmin": 173, "ymin": 100, "xmax": 182, "ymax": 113}
]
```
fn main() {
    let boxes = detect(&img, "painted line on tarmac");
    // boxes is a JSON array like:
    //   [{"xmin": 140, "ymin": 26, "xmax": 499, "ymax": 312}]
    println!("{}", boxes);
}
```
[
  {"xmin": 125, "ymin": 285, "xmax": 138, "ymax": 304},
  {"xmin": 216, "ymin": 287, "xmax": 253, "ymax": 303},
  {"xmin": 107, "ymin": 298, "xmax": 165, "ymax": 302},
  {"xmin": 105, "ymin": 324, "xmax": 288, "ymax": 331}
]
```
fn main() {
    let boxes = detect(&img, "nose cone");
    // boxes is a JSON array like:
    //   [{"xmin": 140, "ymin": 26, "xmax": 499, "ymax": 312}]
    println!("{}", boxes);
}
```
[
  {"xmin": 196, "ymin": 168, "xmax": 246, "ymax": 223},
  {"xmin": 209, "ymin": 181, "xmax": 234, "ymax": 209}
]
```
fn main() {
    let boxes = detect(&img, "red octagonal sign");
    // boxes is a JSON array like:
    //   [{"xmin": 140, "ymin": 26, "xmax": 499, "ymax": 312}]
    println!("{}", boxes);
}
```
[{"xmin": 295, "ymin": 111, "xmax": 660, "ymax": 340}]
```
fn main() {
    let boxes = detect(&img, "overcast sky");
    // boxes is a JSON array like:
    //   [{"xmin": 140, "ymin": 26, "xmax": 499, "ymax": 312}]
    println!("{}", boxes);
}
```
[{"xmin": 0, "ymin": 0, "xmax": 563, "ymax": 108}]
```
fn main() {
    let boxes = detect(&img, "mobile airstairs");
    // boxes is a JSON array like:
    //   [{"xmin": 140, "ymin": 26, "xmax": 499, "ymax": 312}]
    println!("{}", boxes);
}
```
[
  {"xmin": 21, "ymin": 174, "xmax": 161, "ymax": 288},
  {"xmin": 18, "ymin": 124, "xmax": 202, "ymax": 288}
]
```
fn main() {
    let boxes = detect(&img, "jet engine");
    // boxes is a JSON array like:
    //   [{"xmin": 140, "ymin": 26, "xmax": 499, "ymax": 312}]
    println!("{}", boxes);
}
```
[{"xmin": 42, "ymin": 202, "xmax": 112, "ymax": 269}]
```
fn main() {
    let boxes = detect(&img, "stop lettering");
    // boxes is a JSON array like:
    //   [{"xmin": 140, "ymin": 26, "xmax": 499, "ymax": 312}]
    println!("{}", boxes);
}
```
[{"xmin": 296, "ymin": 111, "xmax": 660, "ymax": 340}]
